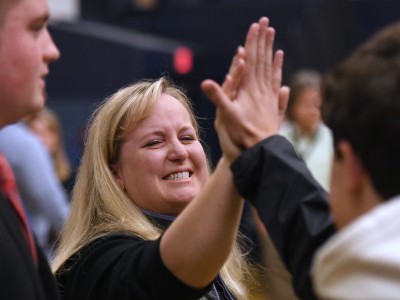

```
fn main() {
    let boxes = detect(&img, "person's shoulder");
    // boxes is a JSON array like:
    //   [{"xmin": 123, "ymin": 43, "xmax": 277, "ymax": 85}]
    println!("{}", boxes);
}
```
[
  {"xmin": 90, "ymin": 232, "xmax": 143, "ymax": 244},
  {"xmin": 60, "ymin": 233, "xmax": 145, "ymax": 272},
  {"xmin": 318, "ymin": 122, "xmax": 331, "ymax": 133},
  {"xmin": 0, "ymin": 123, "xmax": 39, "ymax": 160},
  {"xmin": 0, "ymin": 122, "xmax": 26, "ymax": 138},
  {"xmin": 0, "ymin": 122, "xmax": 39, "ymax": 145},
  {"xmin": 80, "ymin": 233, "xmax": 145, "ymax": 255},
  {"xmin": 317, "ymin": 122, "xmax": 334, "ymax": 141},
  {"xmin": 279, "ymin": 119, "xmax": 295, "ymax": 135}
]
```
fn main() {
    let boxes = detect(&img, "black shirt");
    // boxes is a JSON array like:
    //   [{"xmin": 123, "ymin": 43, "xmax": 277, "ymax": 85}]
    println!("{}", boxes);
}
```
[{"xmin": 56, "ymin": 213, "xmax": 235, "ymax": 300}]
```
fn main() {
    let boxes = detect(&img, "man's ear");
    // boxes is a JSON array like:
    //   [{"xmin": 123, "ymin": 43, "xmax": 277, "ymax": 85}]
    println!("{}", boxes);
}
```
[
  {"xmin": 110, "ymin": 164, "xmax": 125, "ymax": 191},
  {"xmin": 337, "ymin": 140, "xmax": 364, "ymax": 195}
]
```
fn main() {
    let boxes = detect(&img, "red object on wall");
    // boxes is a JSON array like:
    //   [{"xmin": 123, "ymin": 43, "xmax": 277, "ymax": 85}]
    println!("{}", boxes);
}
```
[{"xmin": 173, "ymin": 46, "xmax": 193, "ymax": 74}]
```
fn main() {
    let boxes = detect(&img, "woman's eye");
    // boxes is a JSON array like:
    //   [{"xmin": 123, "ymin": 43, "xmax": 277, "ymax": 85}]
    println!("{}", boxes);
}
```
[
  {"xmin": 180, "ymin": 136, "xmax": 195, "ymax": 143},
  {"xmin": 145, "ymin": 140, "xmax": 161, "ymax": 147}
]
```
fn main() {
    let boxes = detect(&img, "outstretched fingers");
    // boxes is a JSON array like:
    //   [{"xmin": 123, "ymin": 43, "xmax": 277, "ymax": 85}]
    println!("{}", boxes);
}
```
[
  {"xmin": 244, "ymin": 17, "xmax": 279, "ymax": 95},
  {"xmin": 256, "ymin": 17, "xmax": 269, "ymax": 81},
  {"xmin": 272, "ymin": 49, "xmax": 284, "ymax": 94},
  {"xmin": 222, "ymin": 46, "xmax": 245, "ymax": 100},
  {"xmin": 244, "ymin": 22, "xmax": 260, "ymax": 83},
  {"xmin": 203, "ymin": 16, "xmax": 288, "ymax": 150},
  {"xmin": 264, "ymin": 27, "xmax": 276, "ymax": 84}
]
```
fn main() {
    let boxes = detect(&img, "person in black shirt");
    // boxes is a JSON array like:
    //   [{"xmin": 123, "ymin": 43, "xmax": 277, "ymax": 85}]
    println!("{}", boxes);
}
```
[{"xmin": 52, "ymin": 77, "xmax": 260, "ymax": 300}]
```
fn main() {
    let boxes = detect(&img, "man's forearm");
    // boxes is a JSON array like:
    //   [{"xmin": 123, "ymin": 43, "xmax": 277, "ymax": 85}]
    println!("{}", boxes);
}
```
[{"xmin": 231, "ymin": 135, "xmax": 335, "ymax": 300}]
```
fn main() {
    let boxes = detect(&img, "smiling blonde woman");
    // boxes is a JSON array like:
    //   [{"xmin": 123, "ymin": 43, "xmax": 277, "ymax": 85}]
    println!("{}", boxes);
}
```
[{"xmin": 52, "ymin": 77, "xmax": 257, "ymax": 300}]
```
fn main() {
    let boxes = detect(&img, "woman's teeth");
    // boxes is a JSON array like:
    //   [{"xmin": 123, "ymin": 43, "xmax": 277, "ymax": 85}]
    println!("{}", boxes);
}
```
[{"xmin": 165, "ymin": 171, "xmax": 190, "ymax": 180}]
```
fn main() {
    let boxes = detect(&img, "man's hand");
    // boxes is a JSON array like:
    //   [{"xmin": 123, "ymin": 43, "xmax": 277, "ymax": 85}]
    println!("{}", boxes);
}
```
[{"xmin": 202, "ymin": 17, "xmax": 289, "ymax": 150}]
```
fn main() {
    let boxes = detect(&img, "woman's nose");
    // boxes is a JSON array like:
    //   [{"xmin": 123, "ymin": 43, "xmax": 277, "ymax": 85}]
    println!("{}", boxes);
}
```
[{"xmin": 167, "ymin": 140, "xmax": 189, "ymax": 161}]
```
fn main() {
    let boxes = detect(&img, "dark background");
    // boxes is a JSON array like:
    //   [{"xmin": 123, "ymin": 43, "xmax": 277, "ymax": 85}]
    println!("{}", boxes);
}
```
[{"xmin": 46, "ymin": 0, "xmax": 400, "ymax": 167}]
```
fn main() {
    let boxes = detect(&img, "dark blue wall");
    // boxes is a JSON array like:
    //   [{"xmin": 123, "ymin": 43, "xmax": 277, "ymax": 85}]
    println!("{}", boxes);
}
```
[{"xmin": 47, "ymin": 0, "xmax": 400, "ymax": 167}]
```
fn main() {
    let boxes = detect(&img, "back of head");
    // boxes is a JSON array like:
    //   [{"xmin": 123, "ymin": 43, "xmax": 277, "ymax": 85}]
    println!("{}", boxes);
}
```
[{"xmin": 322, "ymin": 21, "xmax": 400, "ymax": 199}]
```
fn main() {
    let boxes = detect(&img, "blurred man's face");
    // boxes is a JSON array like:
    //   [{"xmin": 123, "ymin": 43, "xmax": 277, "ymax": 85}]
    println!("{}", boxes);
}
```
[{"xmin": 0, "ymin": 0, "xmax": 60, "ymax": 128}]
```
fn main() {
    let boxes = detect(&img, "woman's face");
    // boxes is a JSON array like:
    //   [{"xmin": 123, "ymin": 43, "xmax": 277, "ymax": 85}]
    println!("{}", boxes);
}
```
[
  {"xmin": 292, "ymin": 87, "xmax": 321, "ymax": 134},
  {"xmin": 113, "ymin": 93, "xmax": 208, "ymax": 216}
]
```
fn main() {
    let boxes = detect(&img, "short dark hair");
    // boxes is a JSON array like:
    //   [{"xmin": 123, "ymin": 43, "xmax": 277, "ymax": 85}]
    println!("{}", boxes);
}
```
[
  {"xmin": 322, "ymin": 21, "xmax": 400, "ymax": 199},
  {"xmin": 286, "ymin": 69, "xmax": 321, "ymax": 121}
]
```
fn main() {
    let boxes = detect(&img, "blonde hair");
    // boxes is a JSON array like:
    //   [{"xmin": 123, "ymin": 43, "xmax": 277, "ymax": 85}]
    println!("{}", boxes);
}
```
[
  {"xmin": 52, "ymin": 77, "xmax": 254, "ymax": 299},
  {"xmin": 25, "ymin": 107, "xmax": 72, "ymax": 183}
]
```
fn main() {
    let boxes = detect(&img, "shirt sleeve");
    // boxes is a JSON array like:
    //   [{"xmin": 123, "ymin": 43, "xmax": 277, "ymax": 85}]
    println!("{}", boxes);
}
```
[
  {"xmin": 57, "ymin": 234, "xmax": 212, "ymax": 300},
  {"xmin": 231, "ymin": 135, "xmax": 335, "ymax": 300}
]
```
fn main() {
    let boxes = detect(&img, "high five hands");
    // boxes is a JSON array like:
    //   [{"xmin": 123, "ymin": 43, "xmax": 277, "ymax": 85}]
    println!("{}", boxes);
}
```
[{"xmin": 201, "ymin": 17, "xmax": 290, "ymax": 161}]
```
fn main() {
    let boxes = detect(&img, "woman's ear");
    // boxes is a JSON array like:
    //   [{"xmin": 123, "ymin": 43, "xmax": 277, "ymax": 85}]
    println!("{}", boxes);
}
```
[
  {"xmin": 110, "ymin": 164, "xmax": 125, "ymax": 191},
  {"xmin": 337, "ymin": 140, "xmax": 364, "ymax": 196}
]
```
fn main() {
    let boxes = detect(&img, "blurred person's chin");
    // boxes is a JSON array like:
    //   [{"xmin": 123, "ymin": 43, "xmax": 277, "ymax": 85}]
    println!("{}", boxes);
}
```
[
  {"xmin": 23, "ymin": 89, "xmax": 47, "ymax": 120},
  {"xmin": 30, "ymin": 94, "xmax": 46, "ymax": 113}
]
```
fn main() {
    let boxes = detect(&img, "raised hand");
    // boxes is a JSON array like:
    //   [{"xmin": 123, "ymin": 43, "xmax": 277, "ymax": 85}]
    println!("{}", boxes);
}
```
[
  {"xmin": 212, "ymin": 46, "xmax": 246, "ymax": 162},
  {"xmin": 222, "ymin": 46, "xmax": 245, "ymax": 100},
  {"xmin": 202, "ymin": 17, "xmax": 289, "ymax": 150}
]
